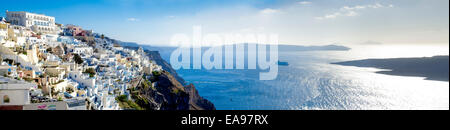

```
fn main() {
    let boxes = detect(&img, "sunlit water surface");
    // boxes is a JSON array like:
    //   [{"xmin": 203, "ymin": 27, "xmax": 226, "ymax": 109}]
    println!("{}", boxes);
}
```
[{"xmin": 173, "ymin": 44, "xmax": 449, "ymax": 110}]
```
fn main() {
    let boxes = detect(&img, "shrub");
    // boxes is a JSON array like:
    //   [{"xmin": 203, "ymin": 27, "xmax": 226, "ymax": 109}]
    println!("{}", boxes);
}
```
[
  {"xmin": 172, "ymin": 88, "xmax": 183, "ymax": 95},
  {"xmin": 84, "ymin": 68, "xmax": 96, "ymax": 77},
  {"xmin": 141, "ymin": 80, "xmax": 153, "ymax": 90},
  {"xmin": 135, "ymin": 96, "xmax": 149, "ymax": 107},
  {"xmin": 127, "ymin": 100, "xmax": 143, "ymax": 110},
  {"xmin": 117, "ymin": 95, "xmax": 128, "ymax": 102},
  {"xmin": 152, "ymin": 71, "xmax": 161, "ymax": 77},
  {"xmin": 73, "ymin": 54, "xmax": 83, "ymax": 64}
]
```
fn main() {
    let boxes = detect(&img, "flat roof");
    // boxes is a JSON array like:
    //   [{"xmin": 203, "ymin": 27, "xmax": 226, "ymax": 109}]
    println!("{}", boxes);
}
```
[
  {"xmin": 0, "ymin": 76, "xmax": 36, "ymax": 90},
  {"xmin": 6, "ymin": 11, "xmax": 55, "ymax": 19}
]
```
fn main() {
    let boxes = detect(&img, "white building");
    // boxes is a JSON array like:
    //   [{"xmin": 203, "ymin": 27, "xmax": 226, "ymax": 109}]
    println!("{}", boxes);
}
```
[
  {"xmin": 73, "ymin": 46, "xmax": 93, "ymax": 55},
  {"xmin": 26, "ymin": 44, "xmax": 39, "ymax": 65},
  {"xmin": 6, "ymin": 10, "xmax": 58, "ymax": 34},
  {"xmin": 27, "ymin": 36, "xmax": 43, "ymax": 45},
  {"xmin": 44, "ymin": 34, "xmax": 59, "ymax": 42},
  {"xmin": 0, "ymin": 21, "xmax": 7, "ymax": 43},
  {"xmin": 101, "ymin": 95, "xmax": 119, "ymax": 110},
  {"xmin": 68, "ymin": 71, "xmax": 95, "ymax": 88},
  {"xmin": 16, "ymin": 36, "xmax": 26, "ymax": 46},
  {"xmin": 9, "ymin": 25, "xmax": 32, "ymax": 37},
  {"xmin": 45, "ymin": 67, "xmax": 66, "ymax": 80},
  {"xmin": 0, "ymin": 76, "xmax": 36, "ymax": 109}
]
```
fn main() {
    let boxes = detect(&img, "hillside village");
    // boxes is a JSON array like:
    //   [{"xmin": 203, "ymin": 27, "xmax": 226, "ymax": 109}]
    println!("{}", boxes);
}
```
[{"xmin": 0, "ymin": 10, "xmax": 166, "ymax": 110}]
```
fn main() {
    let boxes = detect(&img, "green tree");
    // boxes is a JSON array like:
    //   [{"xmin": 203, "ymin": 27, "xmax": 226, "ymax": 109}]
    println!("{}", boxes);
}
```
[
  {"xmin": 46, "ymin": 48, "xmax": 52, "ymax": 53},
  {"xmin": 84, "ymin": 68, "xmax": 96, "ymax": 77},
  {"xmin": 152, "ymin": 71, "xmax": 161, "ymax": 76},
  {"xmin": 117, "ymin": 95, "xmax": 128, "ymax": 102},
  {"xmin": 73, "ymin": 54, "xmax": 83, "ymax": 64}
]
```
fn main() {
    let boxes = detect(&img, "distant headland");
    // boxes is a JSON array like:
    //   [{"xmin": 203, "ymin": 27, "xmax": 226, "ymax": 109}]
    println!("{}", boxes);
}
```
[{"xmin": 332, "ymin": 56, "xmax": 449, "ymax": 82}]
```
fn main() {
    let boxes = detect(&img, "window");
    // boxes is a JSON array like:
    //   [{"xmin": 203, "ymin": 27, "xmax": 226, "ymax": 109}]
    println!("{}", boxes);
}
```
[{"xmin": 3, "ymin": 95, "xmax": 10, "ymax": 103}]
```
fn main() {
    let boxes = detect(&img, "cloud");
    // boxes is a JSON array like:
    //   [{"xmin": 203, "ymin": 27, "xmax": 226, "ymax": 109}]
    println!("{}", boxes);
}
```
[
  {"xmin": 316, "ymin": 3, "xmax": 394, "ymax": 20},
  {"xmin": 346, "ymin": 11, "xmax": 358, "ymax": 16},
  {"xmin": 320, "ymin": 12, "xmax": 341, "ymax": 19},
  {"xmin": 341, "ymin": 5, "xmax": 366, "ymax": 11},
  {"xmin": 126, "ymin": 18, "xmax": 140, "ymax": 22},
  {"xmin": 260, "ymin": 8, "xmax": 280, "ymax": 15},
  {"xmin": 298, "ymin": 1, "xmax": 312, "ymax": 5}
]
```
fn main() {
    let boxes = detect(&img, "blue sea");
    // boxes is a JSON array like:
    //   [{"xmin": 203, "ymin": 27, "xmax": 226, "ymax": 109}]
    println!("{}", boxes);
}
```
[{"xmin": 158, "ymin": 44, "xmax": 449, "ymax": 110}]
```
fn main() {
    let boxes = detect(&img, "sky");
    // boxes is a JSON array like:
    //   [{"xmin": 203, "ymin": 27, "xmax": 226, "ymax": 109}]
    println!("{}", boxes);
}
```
[{"xmin": 1, "ymin": 0, "xmax": 448, "ymax": 46}]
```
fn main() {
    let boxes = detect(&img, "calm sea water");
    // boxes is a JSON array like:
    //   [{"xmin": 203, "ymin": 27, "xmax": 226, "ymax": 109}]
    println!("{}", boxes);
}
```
[{"xmin": 165, "ymin": 44, "xmax": 449, "ymax": 110}]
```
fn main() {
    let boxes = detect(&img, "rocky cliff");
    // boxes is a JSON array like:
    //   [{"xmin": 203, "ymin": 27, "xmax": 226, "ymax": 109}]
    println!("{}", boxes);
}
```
[
  {"xmin": 122, "ymin": 46, "xmax": 215, "ymax": 110},
  {"xmin": 185, "ymin": 84, "xmax": 216, "ymax": 110},
  {"xmin": 145, "ymin": 50, "xmax": 186, "ymax": 85},
  {"xmin": 135, "ymin": 71, "xmax": 215, "ymax": 110}
]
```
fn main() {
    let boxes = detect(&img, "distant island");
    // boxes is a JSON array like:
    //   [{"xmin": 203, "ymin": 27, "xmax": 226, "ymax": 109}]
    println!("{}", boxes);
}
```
[
  {"xmin": 278, "ymin": 44, "xmax": 351, "ymax": 51},
  {"xmin": 117, "ymin": 43, "xmax": 352, "ymax": 54},
  {"xmin": 114, "ymin": 43, "xmax": 352, "ymax": 64},
  {"xmin": 332, "ymin": 56, "xmax": 449, "ymax": 81}
]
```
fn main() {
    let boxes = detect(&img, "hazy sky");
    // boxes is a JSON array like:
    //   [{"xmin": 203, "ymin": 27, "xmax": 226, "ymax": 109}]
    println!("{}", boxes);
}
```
[{"xmin": 1, "ymin": 0, "xmax": 448, "ymax": 46}]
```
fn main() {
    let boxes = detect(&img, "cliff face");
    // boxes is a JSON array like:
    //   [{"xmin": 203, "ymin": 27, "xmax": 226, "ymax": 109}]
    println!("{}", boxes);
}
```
[
  {"xmin": 136, "ymin": 71, "xmax": 215, "ymax": 110},
  {"xmin": 145, "ymin": 50, "xmax": 186, "ymax": 85},
  {"xmin": 137, "ymin": 71, "xmax": 189, "ymax": 110},
  {"xmin": 185, "ymin": 84, "xmax": 216, "ymax": 110},
  {"xmin": 122, "ymin": 45, "xmax": 215, "ymax": 110}
]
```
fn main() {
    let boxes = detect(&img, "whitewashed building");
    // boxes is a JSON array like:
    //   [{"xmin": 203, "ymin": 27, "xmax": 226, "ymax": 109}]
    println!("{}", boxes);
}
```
[
  {"xmin": 0, "ymin": 21, "xmax": 7, "ymax": 43},
  {"xmin": 0, "ymin": 76, "xmax": 36, "ymax": 109},
  {"xmin": 73, "ymin": 46, "xmax": 93, "ymax": 55},
  {"xmin": 68, "ymin": 71, "xmax": 95, "ymax": 88},
  {"xmin": 6, "ymin": 10, "xmax": 58, "ymax": 34}
]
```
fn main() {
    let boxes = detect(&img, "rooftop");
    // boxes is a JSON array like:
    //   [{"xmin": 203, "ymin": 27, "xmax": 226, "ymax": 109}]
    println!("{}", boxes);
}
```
[
  {"xmin": 6, "ymin": 10, "xmax": 55, "ymax": 19},
  {"xmin": 0, "ymin": 76, "xmax": 36, "ymax": 90}
]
